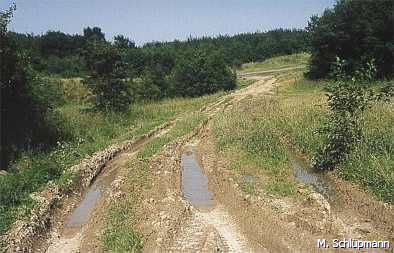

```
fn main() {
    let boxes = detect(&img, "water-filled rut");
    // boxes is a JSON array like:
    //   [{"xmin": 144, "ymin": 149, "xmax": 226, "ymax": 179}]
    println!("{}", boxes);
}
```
[
  {"xmin": 45, "ymin": 123, "xmax": 175, "ymax": 253},
  {"xmin": 176, "ymin": 141, "xmax": 258, "ymax": 252},
  {"xmin": 181, "ymin": 144, "xmax": 214, "ymax": 210},
  {"xmin": 291, "ymin": 156, "xmax": 336, "ymax": 201}
]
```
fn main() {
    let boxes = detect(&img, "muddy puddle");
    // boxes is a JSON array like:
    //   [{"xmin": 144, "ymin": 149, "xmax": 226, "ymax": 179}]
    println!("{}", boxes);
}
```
[
  {"xmin": 181, "ymin": 145, "xmax": 214, "ymax": 210},
  {"xmin": 67, "ymin": 183, "xmax": 102, "ymax": 227},
  {"xmin": 66, "ymin": 161, "xmax": 118, "ymax": 228},
  {"xmin": 64, "ymin": 128, "xmax": 170, "ymax": 230},
  {"xmin": 242, "ymin": 175, "xmax": 254, "ymax": 184},
  {"xmin": 291, "ymin": 157, "xmax": 336, "ymax": 201}
]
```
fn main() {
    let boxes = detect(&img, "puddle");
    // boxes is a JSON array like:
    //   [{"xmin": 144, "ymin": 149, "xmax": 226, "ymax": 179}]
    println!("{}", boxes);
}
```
[
  {"xmin": 67, "ymin": 183, "xmax": 103, "ymax": 227},
  {"xmin": 64, "ymin": 126, "xmax": 171, "ymax": 229},
  {"xmin": 291, "ymin": 158, "xmax": 335, "ymax": 200},
  {"xmin": 66, "ymin": 158, "xmax": 119, "ymax": 228},
  {"xmin": 181, "ymin": 145, "xmax": 214, "ymax": 209},
  {"xmin": 242, "ymin": 175, "xmax": 254, "ymax": 184}
]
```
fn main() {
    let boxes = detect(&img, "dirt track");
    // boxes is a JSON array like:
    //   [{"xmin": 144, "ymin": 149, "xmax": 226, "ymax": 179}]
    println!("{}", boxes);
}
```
[{"xmin": 37, "ymin": 72, "xmax": 392, "ymax": 252}]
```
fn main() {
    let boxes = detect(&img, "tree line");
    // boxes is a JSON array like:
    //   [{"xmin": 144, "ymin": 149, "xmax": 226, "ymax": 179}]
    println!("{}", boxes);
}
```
[
  {"xmin": 10, "ymin": 28, "xmax": 309, "ymax": 78},
  {"xmin": 2, "ymin": 0, "xmax": 393, "ymax": 170},
  {"xmin": 1, "ymin": 4, "xmax": 309, "ymax": 169},
  {"xmin": 306, "ymin": 0, "xmax": 393, "ymax": 79}
]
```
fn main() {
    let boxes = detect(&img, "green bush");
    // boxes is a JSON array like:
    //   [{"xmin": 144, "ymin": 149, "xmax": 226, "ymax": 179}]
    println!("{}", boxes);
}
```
[
  {"xmin": 171, "ymin": 50, "xmax": 236, "ymax": 97},
  {"xmin": 312, "ymin": 59, "xmax": 392, "ymax": 170},
  {"xmin": 1, "ymin": 6, "xmax": 66, "ymax": 169},
  {"xmin": 42, "ymin": 55, "xmax": 86, "ymax": 77},
  {"xmin": 134, "ymin": 67, "xmax": 170, "ymax": 101},
  {"xmin": 84, "ymin": 41, "xmax": 133, "ymax": 112}
]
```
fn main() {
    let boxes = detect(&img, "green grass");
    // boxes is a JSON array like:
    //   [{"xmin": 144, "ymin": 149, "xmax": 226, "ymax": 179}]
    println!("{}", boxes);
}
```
[
  {"xmin": 213, "ymin": 99, "xmax": 297, "ymax": 197},
  {"xmin": 102, "ymin": 154, "xmax": 148, "ymax": 253},
  {"xmin": 236, "ymin": 77, "xmax": 256, "ymax": 90},
  {"xmin": 241, "ymin": 181, "xmax": 254, "ymax": 194},
  {"xmin": 102, "ymin": 112, "xmax": 207, "ymax": 252},
  {"xmin": 278, "ymin": 78, "xmax": 393, "ymax": 202},
  {"xmin": 284, "ymin": 77, "xmax": 328, "ymax": 94},
  {"xmin": 239, "ymin": 53, "xmax": 310, "ymax": 73},
  {"xmin": 339, "ymin": 103, "xmax": 394, "ymax": 201},
  {"xmin": 213, "ymin": 75, "xmax": 393, "ymax": 202},
  {"xmin": 103, "ymin": 202, "xmax": 143, "ymax": 253},
  {"xmin": 0, "ymin": 83, "xmax": 224, "ymax": 235},
  {"xmin": 137, "ymin": 114, "xmax": 207, "ymax": 160}
]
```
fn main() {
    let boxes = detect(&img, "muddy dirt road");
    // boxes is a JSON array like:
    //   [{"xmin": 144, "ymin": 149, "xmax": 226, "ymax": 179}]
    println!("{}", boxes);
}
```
[{"xmin": 35, "ymin": 72, "xmax": 393, "ymax": 253}]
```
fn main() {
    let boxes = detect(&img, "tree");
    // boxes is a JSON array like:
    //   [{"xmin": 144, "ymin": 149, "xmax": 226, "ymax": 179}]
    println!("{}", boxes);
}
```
[
  {"xmin": 171, "ymin": 50, "xmax": 236, "ymax": 97},
  {"xmin": 114, "ymin": 35, "xmax": 135, "ymax": 49},
  {"xmin": 138, "ymin": 66, "xmax": 169, "ymax": 100},
  {"xmin": 1, "ymin": 5, "xmax": 62, "ymax": 169},
  {"xmin": 84, "ymin": 41, "xmax": 133, "ymax": 112},
  {"xmin": 83, "ymin": 26, "xmax": 105, "ymax": 42},
  {"xmin": 306, "ymin": 0, "xmax": 394, "ymax": 79}
]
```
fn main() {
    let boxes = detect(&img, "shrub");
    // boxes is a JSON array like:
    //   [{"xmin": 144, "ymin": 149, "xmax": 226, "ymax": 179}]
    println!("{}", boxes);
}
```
[
  {"xmin": 312, "ymin": 58, "xmax": 392, "ymax": 170},
  {"xmin": 84, "ymin": 41, "xmax": 133, "ymax": 112},
  {"xmin": 171, "ymin": 50, "xmax": 236, "ymax": 97},
  {"xmin": 1, "ymin": 5, "xmax": 64, "ymax": 169},
  {"xmin": 42, "ymin": 55, "xmax": 86, "ymax": 77},
  {"xmin": 135, "ymin": 69, "xmax": 167, "ymax": 101}
]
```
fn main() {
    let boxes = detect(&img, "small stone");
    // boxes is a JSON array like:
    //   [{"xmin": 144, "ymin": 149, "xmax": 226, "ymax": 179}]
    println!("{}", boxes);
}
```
[{"xmin": 357, "ymin": 227, "xmax": 371, "ymax": 234}]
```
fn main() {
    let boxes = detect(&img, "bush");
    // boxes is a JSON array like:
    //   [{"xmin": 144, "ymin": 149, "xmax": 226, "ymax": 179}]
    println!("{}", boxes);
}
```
[
  {"xmin": 133, "ymin": 69, "xmax": 168, "ymax": 101},
  {"xmin": 42, "ymin": 55, "xmax": 86, "ymax": 77},
  {"xmin": 171, "ymin": 50, "xmax": 236, "ymax": 97},
  {"xmin": 84, "ymin": 41, "xmax": 133, "ymax": 112},
  {"xmin": 312, "ymin": 58, "xmax": 392, "ymax": 170},
  {"xmin": 1, "ymin": 6, "xmax": 65, "ymax": 169}
]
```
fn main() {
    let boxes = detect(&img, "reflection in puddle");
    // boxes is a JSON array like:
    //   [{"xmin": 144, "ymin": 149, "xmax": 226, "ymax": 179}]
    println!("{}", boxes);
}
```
[
  {"xmin": 181, "ymin": 146, "xmax": 214, "ymax": 209},
  {"xmin": 66, "ymin": 161, "xmax": 118, "ymax": 228},
  {"xmin": 242, "ymin": 175, "xmax": 254, "ymax": 184},
  {"xmin": 291, "ymin": 158, "xmax": 335, "ymax": 200},
  {"xmin": 67, "ymin": 183, "xmax": 103, "ymax": 227}
]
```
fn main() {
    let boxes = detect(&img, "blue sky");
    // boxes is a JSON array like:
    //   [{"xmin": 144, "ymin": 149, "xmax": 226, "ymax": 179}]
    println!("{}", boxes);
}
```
[{"xmin": 1, "ymin": 0, "xmax": 335, "ymax": 45}]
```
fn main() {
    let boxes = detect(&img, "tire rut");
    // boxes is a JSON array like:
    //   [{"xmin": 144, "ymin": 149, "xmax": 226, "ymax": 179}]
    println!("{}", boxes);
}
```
[{"xmin": 42, "ymin": 74, "xmax": 278, "ymax": 253}]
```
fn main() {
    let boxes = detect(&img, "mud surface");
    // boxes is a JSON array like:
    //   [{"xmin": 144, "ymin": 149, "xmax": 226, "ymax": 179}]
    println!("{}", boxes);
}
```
[{"xmin": 66, "ymin": 165, "xmax": 117, "ymax": 228}]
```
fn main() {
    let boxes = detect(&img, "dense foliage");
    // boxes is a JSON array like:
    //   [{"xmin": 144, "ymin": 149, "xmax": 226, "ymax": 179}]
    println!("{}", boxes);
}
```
[
  {"xmin": 2, "ymin": 16, "xmax": 309, "ymax": 168},
  {"xmin": 171, "ymin": 50, "xmax": 236, "ymax": 97},
  {"xmin": 142, "ymin": 29, "xmax": 309, "ymax": 68},
  {"xmin": 84, "ymin": 41, "xmax": 133, "ymax": 111},
  {"xmin": 307, "ymin": 0, "xmax": 394, "ymax": 79},
  {"xmin": 9, "ymin": 28, "xmax": 309, "ymax": 78},
  {"xmin": 1, "ymin": 6, "xmax": 64, "ymax": 169}
]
